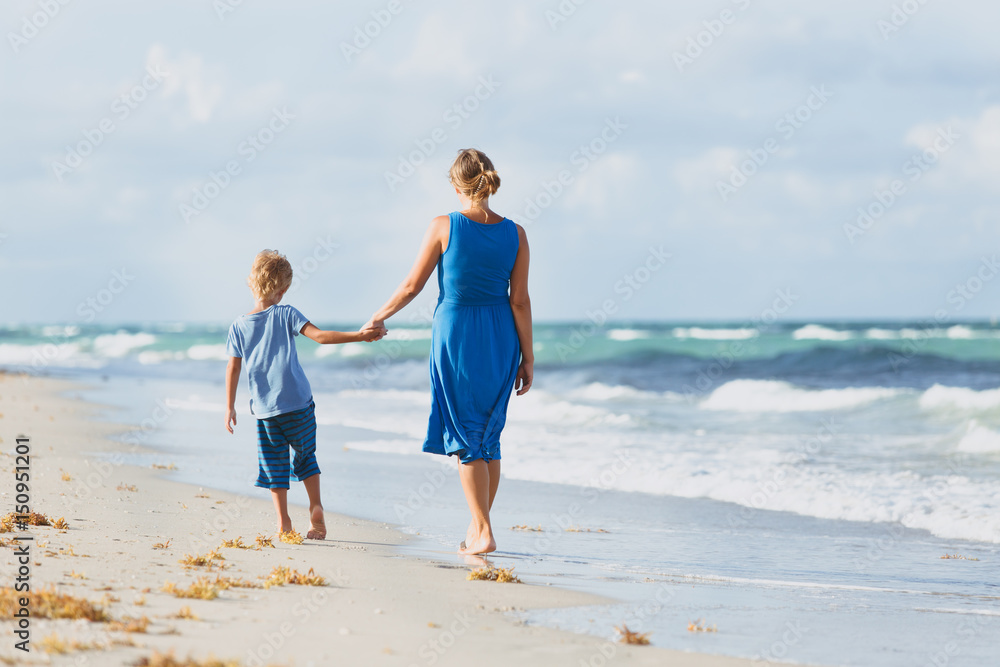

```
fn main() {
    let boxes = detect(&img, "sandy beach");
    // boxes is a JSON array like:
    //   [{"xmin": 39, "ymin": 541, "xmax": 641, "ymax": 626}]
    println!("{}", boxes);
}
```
[{"xmin": 0, "ymin": 372, "xmax": 784, "ymax": 667}]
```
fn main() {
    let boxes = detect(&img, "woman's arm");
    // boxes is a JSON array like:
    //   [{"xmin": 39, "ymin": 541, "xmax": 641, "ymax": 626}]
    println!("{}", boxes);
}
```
[
  {"xmin": 510, "ymin": 224, "xmax": 533, "ymax": 396},
  {"xmin": 300, "ymin": 322, "xmax": 382, "ymax": 345},
  {"xmin": 366, "ymin": 216, "xmax": 450, "ymax": 328},
  {"xmin": 225, "ymin": 357, "xmax": 242, "ymax": 433}
]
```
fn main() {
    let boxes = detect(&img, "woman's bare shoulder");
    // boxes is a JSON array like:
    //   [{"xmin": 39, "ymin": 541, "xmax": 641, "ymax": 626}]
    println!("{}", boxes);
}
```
[{"xmin": 429, "ymin": 215, "xmax": 451, "ymax": 237}]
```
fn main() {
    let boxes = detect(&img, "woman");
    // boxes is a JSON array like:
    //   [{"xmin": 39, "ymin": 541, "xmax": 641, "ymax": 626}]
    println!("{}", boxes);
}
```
[{"xmin": 365, "ymin": 148, "xmax": 533, "ymax": 555}]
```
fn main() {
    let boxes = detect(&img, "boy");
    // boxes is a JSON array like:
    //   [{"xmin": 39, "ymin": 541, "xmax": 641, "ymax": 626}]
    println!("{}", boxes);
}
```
[{"xmin": 225, "ymin": 249, "xmax": 384, "ymax": 538}]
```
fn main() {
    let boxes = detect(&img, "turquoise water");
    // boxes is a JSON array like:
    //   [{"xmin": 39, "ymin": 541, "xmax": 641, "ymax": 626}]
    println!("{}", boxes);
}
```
[
  {"xmin": 8, "ymin": 320, "xmax": 1000, "ymax": 665},
  {"xmin": 7, "ymin": 321, "xmax": 1000, "ymax": 371}
]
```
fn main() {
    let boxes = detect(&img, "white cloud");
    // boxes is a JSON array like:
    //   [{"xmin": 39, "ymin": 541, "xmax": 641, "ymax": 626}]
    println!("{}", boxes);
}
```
[
  {"xmin": 6, "ymin": 1, "xmax": 1000, "ymax": 321},
  {"xmin": 672, "ymin": 147, "xmax": 740, "ymax": 193},
  {"xmin": 389, "ymin": 15, "xmax": 480, "ymax": 80},
  {"xmin": 147, "ymin": 44, "xmax": 223, "ymax": 124},
  {"xmin": 101, "ymin": 187, "xmax": 149, "ymax": 224},
  {"xmin": 904, "ymin": 105, "xmax": 1000, "ymax": 189},
  {"xmin": 562, "ymin": 152, "xmax": 640, "ymax": 214}
]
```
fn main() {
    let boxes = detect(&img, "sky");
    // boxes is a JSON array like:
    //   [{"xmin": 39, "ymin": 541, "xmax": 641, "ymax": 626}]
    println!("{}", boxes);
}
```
[{"xmin": 2, "ymin": 0, "xmax": 999, "ymax": 325}]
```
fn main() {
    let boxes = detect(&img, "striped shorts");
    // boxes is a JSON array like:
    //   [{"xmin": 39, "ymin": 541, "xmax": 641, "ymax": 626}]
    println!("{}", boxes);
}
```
[{"xmin": 255, "ymin": 402, "xmax": 321, "ymax": 489}]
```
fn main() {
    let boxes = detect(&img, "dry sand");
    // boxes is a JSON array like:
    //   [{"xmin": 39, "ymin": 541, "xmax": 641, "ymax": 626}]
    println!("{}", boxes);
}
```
[{"xmin": 0, "ymin": 373, "xmax": 789, "ymax": 666}]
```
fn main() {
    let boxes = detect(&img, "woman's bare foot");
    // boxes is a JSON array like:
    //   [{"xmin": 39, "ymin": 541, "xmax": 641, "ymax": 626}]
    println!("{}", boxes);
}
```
[
  {"xmin": 460, "ymin": 520, "xmax": 477, "ymax": 550},
  {"xmin": 306, "ymin": 504, "xmax": 326, "ymax": 540},
  {"xmin": 461, "ymin": 553, "xmax": 490, "ymax": 567},
  {"xmin": 456, "ymin": 460, "xmax": 497, "ymax": 555},
  {"xmin": 458, "ymin": 533, "xmax": 496, "ymax": 555}
]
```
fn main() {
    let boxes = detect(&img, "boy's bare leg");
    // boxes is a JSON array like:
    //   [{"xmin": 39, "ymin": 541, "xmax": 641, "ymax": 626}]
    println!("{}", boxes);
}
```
[
  {"xmin": 271, "ymin": 488, "xmax": 292, "ymax": 534},
  {"xmin": 302, "ymin": 474, "xmax": 326, "ymax": 539}
]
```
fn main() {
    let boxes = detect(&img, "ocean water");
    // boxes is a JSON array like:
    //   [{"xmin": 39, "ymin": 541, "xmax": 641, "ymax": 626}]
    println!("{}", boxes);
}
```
[{"xmin": 5, "ymin": 321, "xmax": 1000, "ymax": 666}]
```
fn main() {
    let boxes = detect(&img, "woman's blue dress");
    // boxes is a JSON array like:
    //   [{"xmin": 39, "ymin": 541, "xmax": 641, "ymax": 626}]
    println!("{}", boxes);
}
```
[{"xmin": 422, "ymin": 212, "xmax": 521, "ymax": 463}]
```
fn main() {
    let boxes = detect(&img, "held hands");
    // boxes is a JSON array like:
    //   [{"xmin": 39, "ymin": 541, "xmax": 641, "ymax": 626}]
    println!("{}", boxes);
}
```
[
  {"xmin": 225, "ymin": 408, "xmax": 237, "ymax": 434},
  {"xmin": 360, "ymin": 318, "xmax": 388, "ymax": 343},
  {"xmin": 359, "ymin": 325, "xmax": 386, "ymax": 342},
  {"xmin": 515, "ymin": 360, "xmax": 533, "ymax": 396}
]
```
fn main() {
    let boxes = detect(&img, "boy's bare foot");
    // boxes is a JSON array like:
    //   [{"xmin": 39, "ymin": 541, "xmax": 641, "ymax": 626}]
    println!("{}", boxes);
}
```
[
  {"xmin": 278, "ymin": 515, "xmax": 293, "ymax": 534},
  {"xmin": 306, "ymin": 504, "xmax": 326, "ymax": 540},
  {"xmin": 458, "ymin": 534, "xmax": 496, "ymax": 555}
]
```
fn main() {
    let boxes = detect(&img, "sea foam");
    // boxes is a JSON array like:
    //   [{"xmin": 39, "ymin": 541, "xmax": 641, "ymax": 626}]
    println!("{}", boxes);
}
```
[
  {"xmin": 0, "ymin": 342, "xmax": 83, "ymax": 365},
  {"xmin": 956, "ymin": 422, "xmax": 1000, "ymax": 454},
  {"xmin": 919, "ymin": 384, "xmax": 1000, "ymax": 414},
  {"xmin": 185, "ymin": 344, "xmax": 229, "ymax": 361},
  {"xmin": 672, "ymin": 327, "xmax": 758, "ymax": 340},
  {"xmin": 93, "ymin": 332, "xmax": 156, "ymax": 357},
  {"xmin": 607, "ymin": 329, "xmax": 651, "ymax": 341},
  {"xmin": 792, "ymin": 324, "xmax": 854, "ymax": 341},
  {"xmin": 700, "ymin": 380, "xmax": 899, "ymax": 413}
]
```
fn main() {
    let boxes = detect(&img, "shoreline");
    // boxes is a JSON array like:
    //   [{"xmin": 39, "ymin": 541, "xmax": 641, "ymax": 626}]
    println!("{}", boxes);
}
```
[{"xmin": 1, "ymin": 372, "xmax": 784, "ymax": 666}]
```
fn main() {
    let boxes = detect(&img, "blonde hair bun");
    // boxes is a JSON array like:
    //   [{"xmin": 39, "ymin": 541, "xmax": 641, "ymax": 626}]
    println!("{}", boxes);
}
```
[{"xmin": 449, "ymin": 148, "xmax": 500, "ymax": 202}]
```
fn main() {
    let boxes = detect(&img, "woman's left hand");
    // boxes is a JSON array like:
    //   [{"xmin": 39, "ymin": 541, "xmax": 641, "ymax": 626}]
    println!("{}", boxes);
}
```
[{"xmin": 515, "ymin": 360, "xmax": 533, "ymax": 396}]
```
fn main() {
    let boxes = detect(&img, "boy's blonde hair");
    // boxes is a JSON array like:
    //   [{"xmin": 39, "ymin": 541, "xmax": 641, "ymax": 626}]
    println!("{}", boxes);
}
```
[{"xmin": 248, "ymin": 250, "xmax": 293, "ymax": 300}]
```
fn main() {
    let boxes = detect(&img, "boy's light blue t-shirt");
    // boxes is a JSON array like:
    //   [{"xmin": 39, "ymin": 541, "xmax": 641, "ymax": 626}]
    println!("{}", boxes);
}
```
[{"xmin": 226, "ymin": 304, "xmax": 312, "ymax": 419}]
